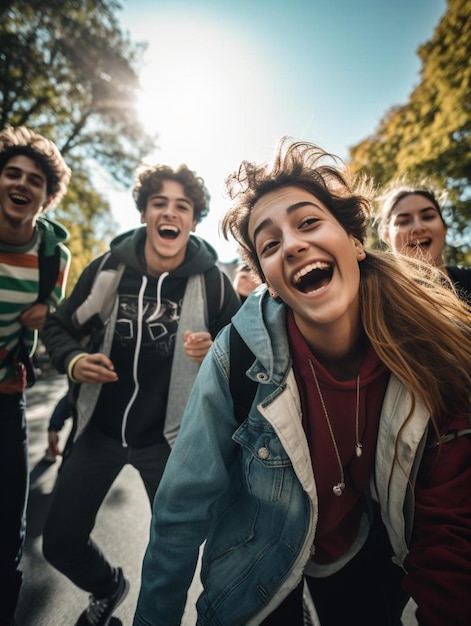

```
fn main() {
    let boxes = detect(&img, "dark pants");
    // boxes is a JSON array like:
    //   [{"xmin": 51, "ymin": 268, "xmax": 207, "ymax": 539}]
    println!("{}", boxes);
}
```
[
  {"xmin": 262, "ymin": 504, "xmax": 409, "ymax": 626},
  {"xmin": 42, "ymin": 423, "xmax": 170, "ymax": 598},
  {"xmin": 0, "ymin": 392, "xmax": 28, "ymax": 625}
]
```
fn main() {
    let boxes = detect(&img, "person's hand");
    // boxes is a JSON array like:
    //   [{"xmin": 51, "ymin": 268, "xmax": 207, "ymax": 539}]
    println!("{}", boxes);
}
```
[
  {"xmin": 19, "ymin": 302, "xmax": 49, "ymax": 330},
  {"xmin": 0, "ymin": 363, "xmax": 27, "ymax": 394},
  {"xmin": 71, "ymin": 353, "xmax": 118, "ymax": 384},
  {"xmin": 47, "ymin": 431, "xmax": 62, "ymax": 457},
  {"xmin": 183, "ymin": 331, "xmax": 213, "ymax": 363}
]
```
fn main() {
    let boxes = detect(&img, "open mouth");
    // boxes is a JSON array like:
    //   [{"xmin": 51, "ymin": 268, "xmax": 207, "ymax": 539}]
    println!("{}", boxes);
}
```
[
  {"xmin": 158, "ymin": 224, "xmax": 180, "ymax": 239},
  {"xmin": 292, "ymin": 261, "xmax": 333, "ymax": 294},
  {"xmin": 10, "ymin": 193, "xmax": 29, "ymax": 205},
  {"xmin": 407, "ymin": 238, "xmax": 431, "ymax": 250}
]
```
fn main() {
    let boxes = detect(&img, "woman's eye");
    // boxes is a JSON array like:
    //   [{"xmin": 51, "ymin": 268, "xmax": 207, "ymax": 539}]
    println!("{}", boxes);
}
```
[
  {"xmin": 300, "ymin": 217, "xmax": 318, "ymax": 228},
  {"xmin": 260, "ymin": 240, "xmax": 278, "ymax": 255}
]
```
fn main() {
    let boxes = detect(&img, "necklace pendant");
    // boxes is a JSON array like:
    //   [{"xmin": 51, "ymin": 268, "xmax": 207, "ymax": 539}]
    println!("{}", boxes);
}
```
[
  {"xmin": 355, "ymin": 443, "xmax": 363, "ymax": 458},
  {"xmin": 333, "ymin": 482, "xmax": 345, "ymax": 496}
]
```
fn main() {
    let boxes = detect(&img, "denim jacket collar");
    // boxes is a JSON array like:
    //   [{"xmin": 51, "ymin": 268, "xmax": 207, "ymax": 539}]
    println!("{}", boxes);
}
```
[{"xmin": 232, "ymin": 286, "xmax": 291, "ymax": 387}]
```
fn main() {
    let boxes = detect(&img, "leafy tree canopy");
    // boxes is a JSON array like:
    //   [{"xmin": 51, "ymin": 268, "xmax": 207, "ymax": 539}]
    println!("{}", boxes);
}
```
[
  {"xmin": 0, "ymin": 0, "xmax": 156, "ymax": 183},
  {"xmin": 0, "ymin": 0, "xmax": 158, "ymax": 288},
  {"xmin": 348, "ymin": 0, "xmax": 471, "ymax": 264}
]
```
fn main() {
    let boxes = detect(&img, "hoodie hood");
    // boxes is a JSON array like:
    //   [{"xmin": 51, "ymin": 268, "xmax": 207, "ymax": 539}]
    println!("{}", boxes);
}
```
[
  {"xmin": 36, "ymin": 216, "xmax": 69, "ymax": 256},
  {"xmin": 109, "ymin": 227, "xmax": 218, "ymax": 277}
]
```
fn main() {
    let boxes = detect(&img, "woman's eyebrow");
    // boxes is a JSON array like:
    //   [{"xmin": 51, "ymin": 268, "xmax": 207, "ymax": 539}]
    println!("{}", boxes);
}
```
[
  {"xmin": 393, "ymin": 205, "xmax": 439, "ymax": 220},
  {"xmin": 253, "ymin": 201, "xmax": 324, "ymax": 244}
]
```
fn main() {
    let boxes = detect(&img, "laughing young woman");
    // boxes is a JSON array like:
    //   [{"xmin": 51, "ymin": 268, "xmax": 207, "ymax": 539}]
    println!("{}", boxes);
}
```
[
  {"xmin": 377, "ymin": 180, "xmax": 471, "ymax": 305},
  {"xmin": 133, "ymin": 139, "xmax": 471, "ymax": 626}
]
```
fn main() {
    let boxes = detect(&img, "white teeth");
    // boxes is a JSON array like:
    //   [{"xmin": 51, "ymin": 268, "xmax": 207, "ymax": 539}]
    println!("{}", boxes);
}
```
[
  {"xmin": 159, "ymin": 224, "xmax": 178, "ymax": 232},
  {"xmin": 11, "ymin": 194, "xmax": 28, "ymax": 203},
  {"xmin": 293, "ymin": 261, "xmax": 330, "ymax": 284}
]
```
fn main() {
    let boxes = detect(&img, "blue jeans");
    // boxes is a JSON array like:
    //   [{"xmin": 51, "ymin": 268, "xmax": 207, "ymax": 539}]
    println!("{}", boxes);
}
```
[
  {"xmin": 42, "ymin": 422, "xmax": 171, "ymax": 598},
  {"xmin": 0, "ymin": 392, "xmax": 28, "ymax": 624}
]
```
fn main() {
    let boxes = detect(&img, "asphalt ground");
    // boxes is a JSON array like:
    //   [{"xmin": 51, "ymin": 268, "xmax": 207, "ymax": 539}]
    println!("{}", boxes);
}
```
[
  {"xmin": 16, "ymin": 372, "xmax": 417, "ymax": 625},
  {"xmin": 16, "ymin": 372, "xmax": 201, "ymax": 626}
]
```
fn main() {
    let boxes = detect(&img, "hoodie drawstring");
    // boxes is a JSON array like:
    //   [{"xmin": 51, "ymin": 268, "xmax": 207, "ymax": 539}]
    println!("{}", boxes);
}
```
[
  {"xmin": 147, "ymin": 272, "xmax": 169, "ymax": 322},
  {"xmin": 120, "ymin": 271, "xmax": 169, "ymax": 446}
]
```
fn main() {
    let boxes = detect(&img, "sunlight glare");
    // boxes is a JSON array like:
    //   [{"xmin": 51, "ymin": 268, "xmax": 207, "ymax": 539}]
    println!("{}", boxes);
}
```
[{"xmin": 131, "ymin": 14, "xmax": 278, "ymax": 261}]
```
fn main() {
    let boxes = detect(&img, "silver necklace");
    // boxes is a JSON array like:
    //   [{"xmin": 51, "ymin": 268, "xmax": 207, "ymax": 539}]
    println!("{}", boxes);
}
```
[{"xmin": 308, "ymin": 360, "xmax": 361, "ymax": 497}]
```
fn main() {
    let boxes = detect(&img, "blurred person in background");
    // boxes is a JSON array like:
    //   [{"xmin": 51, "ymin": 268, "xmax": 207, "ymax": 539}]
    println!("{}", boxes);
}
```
[
  {"xmin": 377, "ymin": 180, "xmax": 471, "ymax": 305},
  {"xmin": 232, "ymin": 261, "xmax": 262, "ymax": 303},
  {"xmin": 0, "ymin": 125, "xmax": 70, "ymax": 625}
]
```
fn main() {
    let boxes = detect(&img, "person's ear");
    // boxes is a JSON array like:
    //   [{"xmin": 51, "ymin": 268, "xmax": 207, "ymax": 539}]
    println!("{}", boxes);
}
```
[
  {"xmin": 266, "ymin": 280, "xmax": 278, "ymax": 299},
  {"xmin": 41, "ymin": 196, "xmax": 54, "ymax": 212},
  {"xmin": 353, "ymin": 238, "xmax": 366, "ymax": 261},
  {"xmin": 140, "ymin": 211, "xmax": 146, "ymax": 224}
]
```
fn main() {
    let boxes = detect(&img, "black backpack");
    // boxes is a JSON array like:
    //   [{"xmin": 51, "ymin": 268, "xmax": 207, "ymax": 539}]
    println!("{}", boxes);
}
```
[{"xmin": 229, "ymin": 324, "xmax": 258, "ymax": 424}]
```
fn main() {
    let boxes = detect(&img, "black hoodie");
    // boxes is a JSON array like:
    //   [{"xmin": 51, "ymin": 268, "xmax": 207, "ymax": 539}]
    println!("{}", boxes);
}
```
[{"xmin": 43, "ymin": 228, "xmax": 240, "ymax": 447}]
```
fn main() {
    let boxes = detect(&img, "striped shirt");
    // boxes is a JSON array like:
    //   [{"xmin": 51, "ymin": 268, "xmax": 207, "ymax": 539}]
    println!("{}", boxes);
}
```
[{"xmin": 0, "ymin": 225, "xmax": 70, "ymax": 383}]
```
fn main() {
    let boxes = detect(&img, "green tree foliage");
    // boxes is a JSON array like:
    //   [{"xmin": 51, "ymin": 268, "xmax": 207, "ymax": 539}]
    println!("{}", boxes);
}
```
[
  {"xmin": 348, "ymin": 0, "xmax": 471, "ymax": 264},
  {"xmin": 0, "ymin": 0, "xmax": 157, "ymax": 287},
  {"xmin": 48, "ymin": 170, "xmax": 116, "ymax": 294}
]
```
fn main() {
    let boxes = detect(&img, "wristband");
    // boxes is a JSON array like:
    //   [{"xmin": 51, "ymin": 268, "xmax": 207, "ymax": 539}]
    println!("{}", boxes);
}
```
[{"xmin": 68, "ymin": 353, "xmax": 88, "ymax": 382}]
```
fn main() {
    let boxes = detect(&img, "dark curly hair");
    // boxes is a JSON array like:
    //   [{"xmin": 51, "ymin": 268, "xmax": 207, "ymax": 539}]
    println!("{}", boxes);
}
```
[
  {"xmin": 222, "ymin": 137, "xmax": 375, "ymax": 281},
  {"xmin": 132, "ymin": 164, "xmax": 210, "ymax": 224},
  {"xmin": 0, "ymin": 126, "xmax": 71, "ymax": 209}
]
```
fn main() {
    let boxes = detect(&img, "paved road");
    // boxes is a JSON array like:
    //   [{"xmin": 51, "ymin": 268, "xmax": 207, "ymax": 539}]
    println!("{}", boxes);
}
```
[
  {"xmin": 16, "ymin": 372, "xmax": 417, "ymax": 625},
  {"xmin": 16, "ymin": 373, "xmax": 201, "ymax": 626}
]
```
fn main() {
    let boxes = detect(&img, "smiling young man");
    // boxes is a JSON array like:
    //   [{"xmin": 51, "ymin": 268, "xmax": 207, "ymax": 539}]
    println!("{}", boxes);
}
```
[
  {"xmin": 41, "ymin": 163, "xmax": 240, "ymax": 626},
  {"xmin": 0, "ymin": 125, "xmax": 71, "ymax": 626}
]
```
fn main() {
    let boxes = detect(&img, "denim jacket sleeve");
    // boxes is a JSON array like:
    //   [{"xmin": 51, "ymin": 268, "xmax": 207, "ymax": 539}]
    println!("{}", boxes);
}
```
[{"xmin": 133, "ymin": 327, "xmax": 238, "ymax": 625}]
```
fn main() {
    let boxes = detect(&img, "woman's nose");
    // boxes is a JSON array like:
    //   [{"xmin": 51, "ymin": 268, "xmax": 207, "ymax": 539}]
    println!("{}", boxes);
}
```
[
  {"xmin": 282, "ymin": 230, "xmax": 308, "ymax": 257},
  {"xmin": 411, "ymin": 218, "xmax": 426, "ymax": 234}
]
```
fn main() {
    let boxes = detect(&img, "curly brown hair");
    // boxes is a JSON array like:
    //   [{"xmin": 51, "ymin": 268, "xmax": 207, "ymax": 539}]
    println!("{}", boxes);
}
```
[
  {"xmin": 0, "ymin": 126, "xmax": 71, "ymax": 209},
  {"xmin": 132, "ymin": 164, "xmax": 210, "ymax": 224}
]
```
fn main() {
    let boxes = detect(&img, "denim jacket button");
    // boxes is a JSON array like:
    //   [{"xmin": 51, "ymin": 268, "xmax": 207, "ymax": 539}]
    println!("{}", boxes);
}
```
[
  {"xmin": 258, "ymin": 446, "xmax": 269, "ymax": 459},
  {"xmin": 256, "ymin": 372, "xmax": 268, "ymax": 382}
]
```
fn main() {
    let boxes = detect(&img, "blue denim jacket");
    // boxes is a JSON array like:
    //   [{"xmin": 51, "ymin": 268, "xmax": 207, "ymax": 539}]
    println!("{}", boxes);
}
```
[{"xmin": 134, "ymin": 286, "xmax": 429, "ymax": 626}]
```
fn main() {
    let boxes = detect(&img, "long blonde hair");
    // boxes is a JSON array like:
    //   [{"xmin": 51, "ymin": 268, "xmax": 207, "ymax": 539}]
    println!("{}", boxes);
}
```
[
  {"xmin": 223, "ymin": 138, "xmax": 471, "ymax": 433},
  {"xmin": 360, "ymin": 250, "xmax": 470, "ymax": 429}
]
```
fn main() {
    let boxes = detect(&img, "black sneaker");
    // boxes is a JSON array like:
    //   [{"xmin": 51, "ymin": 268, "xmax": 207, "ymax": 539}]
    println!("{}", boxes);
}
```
[{"xmin": 75, "ymin": 568, "xmax": 129, "ymax": 626}]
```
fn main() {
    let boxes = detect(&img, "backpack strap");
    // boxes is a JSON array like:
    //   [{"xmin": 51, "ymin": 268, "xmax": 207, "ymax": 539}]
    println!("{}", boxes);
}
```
[
  {"xmin": 229, "ymin": 324, "xmax": 258, "ymax": 424},
  {"xmin": 72, "ymin": 251, "xmax": 124, "ymax": 333},
  {"xmin": 37, "ymin": 242, "xmax": 61, "ymax": 303},
  {"xmin": 203, "ymin": 265, "xmax": 225, "ymax": 335},
  {"xmin": 17, "ymin": 242, "xmax": 62, "ymax": 387}
]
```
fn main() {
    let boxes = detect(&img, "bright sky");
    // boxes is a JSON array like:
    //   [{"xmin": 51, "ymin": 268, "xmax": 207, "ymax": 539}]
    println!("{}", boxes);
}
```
[{"xmin": 109, "ymin": 0, "xmax": 446, "ymax": 262}]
